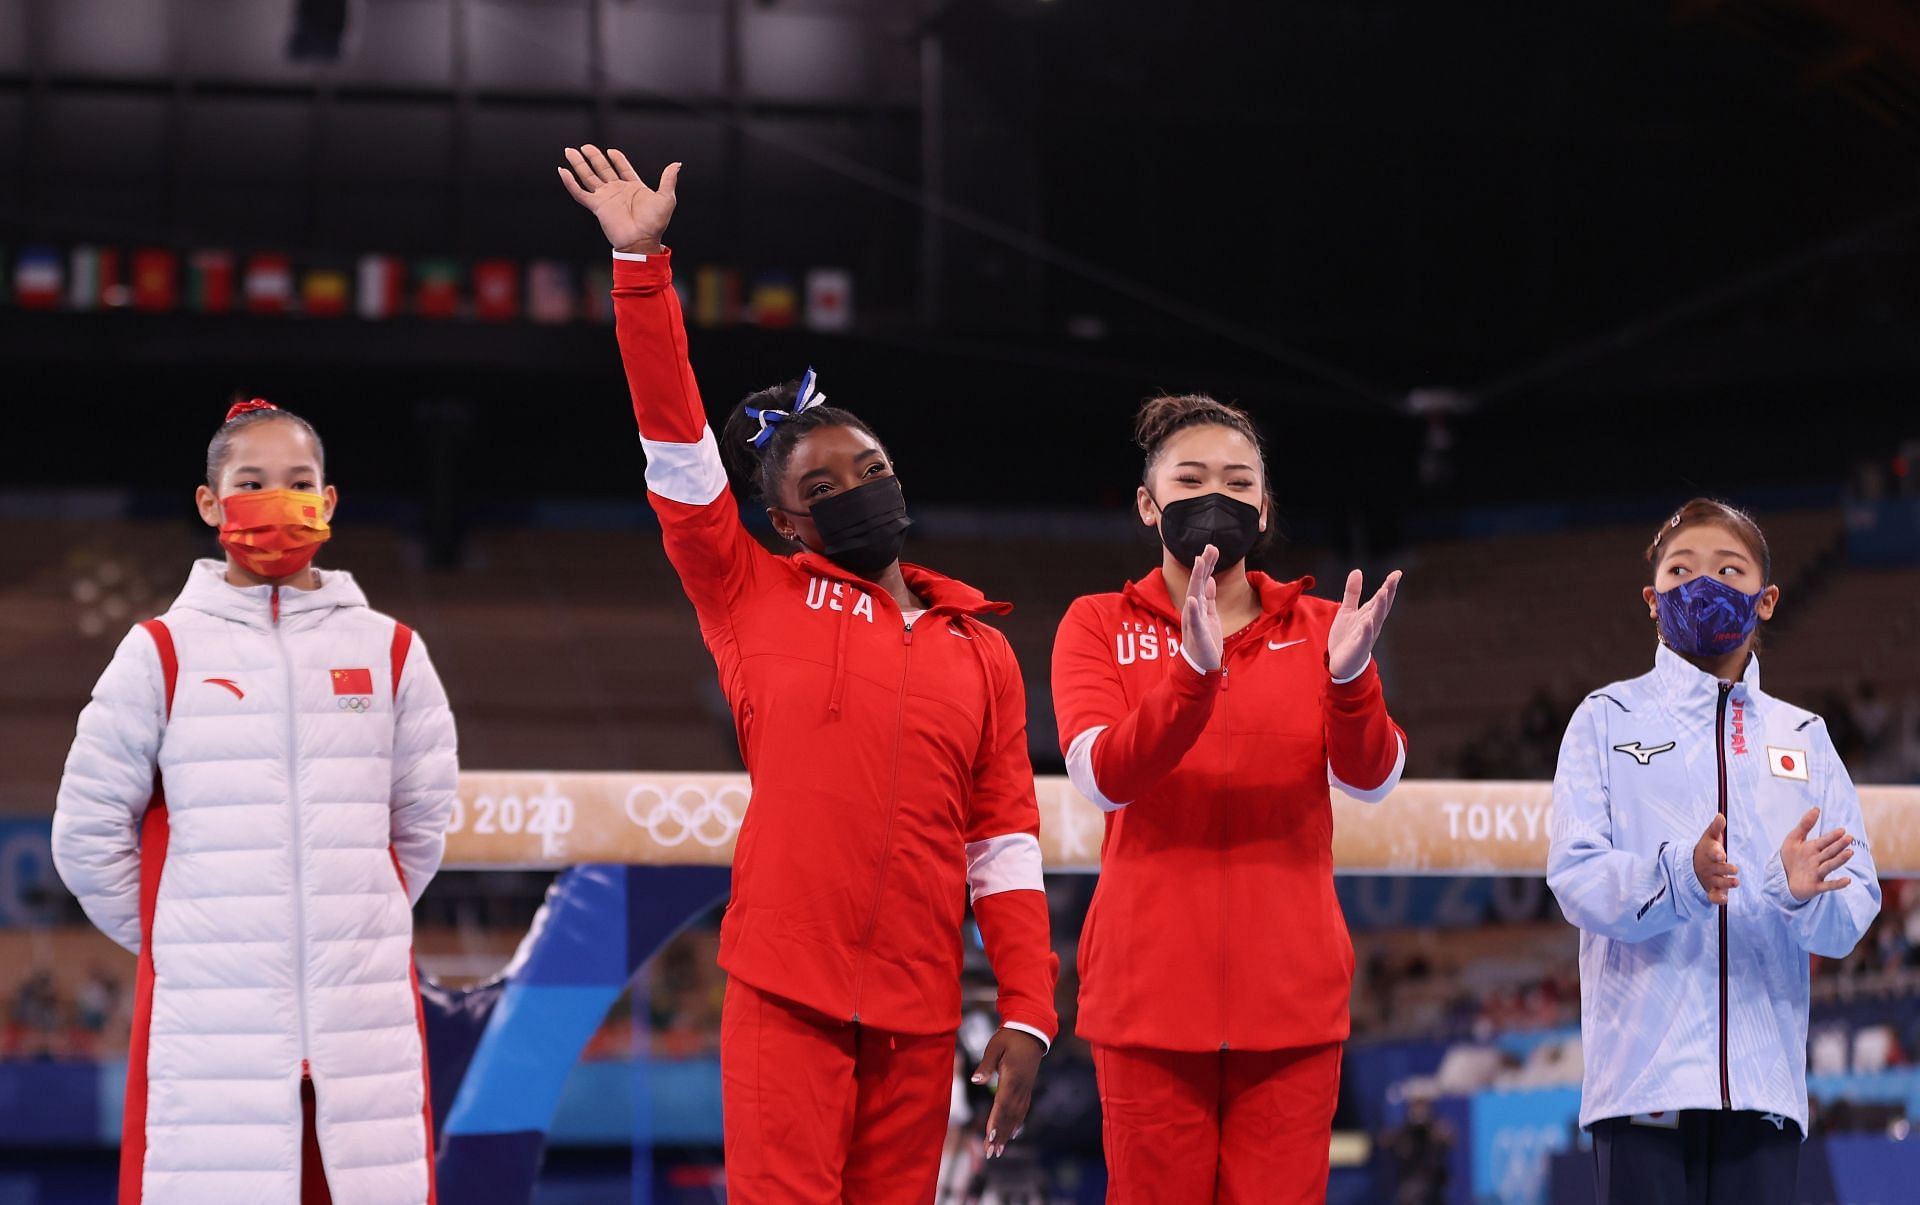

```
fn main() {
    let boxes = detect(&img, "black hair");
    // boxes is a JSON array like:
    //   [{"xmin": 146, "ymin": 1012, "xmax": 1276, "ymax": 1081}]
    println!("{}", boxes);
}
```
[
  {"xmin": 718, "ymin": 378, "xmax": 884, "ymax": 506},
  {"xmin": 206, "ymin": 404, "xmax": 326, "ymax": 489}
]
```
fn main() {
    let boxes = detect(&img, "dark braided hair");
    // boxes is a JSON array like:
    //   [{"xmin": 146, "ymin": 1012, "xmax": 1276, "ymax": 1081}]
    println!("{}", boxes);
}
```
[
  {"xmin": 1134, "ymin": 392, "xmax": 1277, "ymax": 549},
  {"xmin": 719, "ymin": 378, "xmax": 885, "ymax": 505},
  {"xmin": 205, "ymin": 402, "xmax": 326, "ymax": 489}
]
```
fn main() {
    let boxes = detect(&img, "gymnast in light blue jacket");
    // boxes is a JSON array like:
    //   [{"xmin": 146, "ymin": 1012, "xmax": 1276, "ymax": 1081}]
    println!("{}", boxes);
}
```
[{"xmin": 1546, "ymin": 498, "xmax": 1879, "ymax": 1205}]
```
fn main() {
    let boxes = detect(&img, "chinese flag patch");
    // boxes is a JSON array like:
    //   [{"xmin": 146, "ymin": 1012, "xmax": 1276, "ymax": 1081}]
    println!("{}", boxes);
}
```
[{"xmin": 331, "ymin": 668, "xmax": 373, "ymax": 695}]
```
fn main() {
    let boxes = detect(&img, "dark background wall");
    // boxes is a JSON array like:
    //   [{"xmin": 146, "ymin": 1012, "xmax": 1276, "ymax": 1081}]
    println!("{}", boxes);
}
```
[{"xmin": 3, "ymin": 0, "xmax": 1917, "ymax": 537}]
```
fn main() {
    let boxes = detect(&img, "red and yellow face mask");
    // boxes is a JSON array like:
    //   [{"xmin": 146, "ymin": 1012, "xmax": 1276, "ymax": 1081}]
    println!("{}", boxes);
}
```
[{"xmin": 218, "ymin": 489, "xmax": 331, "ymax": 578}]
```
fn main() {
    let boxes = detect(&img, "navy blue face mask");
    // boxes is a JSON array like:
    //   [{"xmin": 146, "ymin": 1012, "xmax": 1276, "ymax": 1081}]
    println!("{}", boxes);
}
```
[{"xmin": 1655, "ymin": 575, "xmax": 1762, "ymax": 657}]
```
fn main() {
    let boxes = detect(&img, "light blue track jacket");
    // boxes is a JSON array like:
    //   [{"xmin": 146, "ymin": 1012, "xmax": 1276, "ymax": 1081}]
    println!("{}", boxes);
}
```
[{"xmin": 1547, "ymin": 644, "xmax": 1880, "ymax": 1133}]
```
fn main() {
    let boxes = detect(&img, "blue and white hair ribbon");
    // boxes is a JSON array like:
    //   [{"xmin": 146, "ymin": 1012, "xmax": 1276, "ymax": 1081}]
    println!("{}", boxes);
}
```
[{"xmin": 744, "ymin": 367, "xmax": 828, "ymax": 448}]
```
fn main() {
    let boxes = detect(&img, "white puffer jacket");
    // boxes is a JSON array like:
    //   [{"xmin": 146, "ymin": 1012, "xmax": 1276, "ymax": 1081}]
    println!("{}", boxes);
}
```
[{"xmin": 53, "ymin": 559, "xmax": 458, "ymax": 1205}]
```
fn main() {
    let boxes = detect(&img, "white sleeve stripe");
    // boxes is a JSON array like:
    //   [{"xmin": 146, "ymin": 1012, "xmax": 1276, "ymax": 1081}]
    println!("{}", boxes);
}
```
[
  {"xmin": 1002, "ymin": 1021, "xmax": 1052, "ymax": 1053},
  {"xmin": 1065, "ymin": 725, "xmax": 1127, "ymax": 812},
  {"xmin": 1330, "ymin": 656, "xmax": 1373, "ymax": 686},
  {"xmin": 639, "ymin": 426, "xmax": 728, "ymax": 506},
  {"xmin": 966, "ymin": 832, "xmax": 1044, "ymax": 902},
  {"xmin": 1330, "ymin": 733, "xmax": 1406, "ymax": 804},
  {"xmin": 611, "ymin": 250, "xmax": 652, "ymax": 262}
]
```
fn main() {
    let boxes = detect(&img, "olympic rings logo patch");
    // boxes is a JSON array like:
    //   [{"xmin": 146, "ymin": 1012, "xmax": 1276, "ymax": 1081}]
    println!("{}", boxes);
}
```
[
  {"xmin": 336, "ymin": 696, "xmax": 372, "ymax": 713},
  {"xmin": 623, "ymin": 782, "xmax": 749, "ymax": 848}
]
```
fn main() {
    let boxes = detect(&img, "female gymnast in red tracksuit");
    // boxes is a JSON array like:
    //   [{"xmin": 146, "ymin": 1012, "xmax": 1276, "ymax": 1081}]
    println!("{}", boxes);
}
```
[
  {"xmin": 558, "ymin": 146, "xmax": 1057, "ymax": 1202},
  {"xmin": 1051, "ymin": 394, "xmax": 1407, "ymax": 1203}
]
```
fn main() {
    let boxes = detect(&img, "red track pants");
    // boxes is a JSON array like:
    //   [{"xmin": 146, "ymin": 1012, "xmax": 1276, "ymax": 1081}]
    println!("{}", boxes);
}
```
[
  {"xmin": 300, "ymin": 1076, "xmax": 333, "ymax": 1204},
  {"xmin": 1093, "ymin": 1041, "xmax": 1343, "ymax": 1204},
  {"xmin": 720, "ymin": 978, "xmax": 957, "ymax": 1204}
]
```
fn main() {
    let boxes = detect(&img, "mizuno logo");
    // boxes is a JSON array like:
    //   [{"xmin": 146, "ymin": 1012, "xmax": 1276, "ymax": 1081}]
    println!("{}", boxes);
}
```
[
  {"xmin": 1613, "ymin": 740, "xmax": 1676, "ymax": 765},
  {"xmin": 203, "ymin": 678, "xmax": 244, "ymax": 699},
  {"xmin": 1267, "ymin": 638, "xmax": 1307, "ymax": 651}
]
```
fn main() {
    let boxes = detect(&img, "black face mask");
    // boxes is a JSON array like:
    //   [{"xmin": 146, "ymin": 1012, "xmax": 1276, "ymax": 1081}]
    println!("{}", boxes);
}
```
[
  {"xmin": 1154, "ymin": 492, "xmax": 1262, "ymax": 567},
  {"xmin": 806, "ymin": 475, "xmax": 913, "ymax": 578}
]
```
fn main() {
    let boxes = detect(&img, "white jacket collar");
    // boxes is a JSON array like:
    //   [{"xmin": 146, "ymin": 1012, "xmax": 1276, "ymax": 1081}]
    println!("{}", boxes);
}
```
[
  {"xmin": 171, "ymin": 558, "xmax": 369, "ymax": 629},
  {"xmin": 1650, "ymin": 641, "xmax": 1761, "ymax": 709}
]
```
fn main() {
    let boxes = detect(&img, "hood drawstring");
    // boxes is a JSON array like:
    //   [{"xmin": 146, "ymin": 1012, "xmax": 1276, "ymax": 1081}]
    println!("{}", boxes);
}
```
[{"xmin": 827, "ymin": 598, "xmax": 854, "ymax": 718}]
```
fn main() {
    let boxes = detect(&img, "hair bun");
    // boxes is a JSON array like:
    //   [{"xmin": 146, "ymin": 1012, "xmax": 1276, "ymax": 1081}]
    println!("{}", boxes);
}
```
[
  {"xmin": 225, "ymin": 398, "xmax": 279, "ymax": 423},
  {"xmin": 1133, "ymin": 393, "xmax": 1258, "ymax": 454}
]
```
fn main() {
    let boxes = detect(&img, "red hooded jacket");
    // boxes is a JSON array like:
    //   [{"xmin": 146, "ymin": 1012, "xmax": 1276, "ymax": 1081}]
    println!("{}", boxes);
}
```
[
  {"xmin": 1051, "ymin": 569, "xmax": 1404, "ymax": 1051},
  {"xmin": 612, "ymin": 249, "xmax": 1058, "ymax": 1043}
]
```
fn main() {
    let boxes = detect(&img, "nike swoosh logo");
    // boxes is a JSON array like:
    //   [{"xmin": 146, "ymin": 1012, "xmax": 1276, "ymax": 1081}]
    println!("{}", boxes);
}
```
[
  {"xmin": 203, "ymin": 678, "xmax": 245, "ymax": 700},
  {"xmin": 1267, "ymin": 639, "xmax": 1307, "ymax": 651},
  {"xmin": 948, "ymin": 627, "xmax": 974, "ymax": 640}
]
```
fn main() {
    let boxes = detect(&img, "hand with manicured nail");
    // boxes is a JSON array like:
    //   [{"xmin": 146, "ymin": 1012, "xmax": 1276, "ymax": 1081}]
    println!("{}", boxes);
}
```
[{"xmin": 971, "ymin": 1027, "xmax": 1044, "ymax": 1158}]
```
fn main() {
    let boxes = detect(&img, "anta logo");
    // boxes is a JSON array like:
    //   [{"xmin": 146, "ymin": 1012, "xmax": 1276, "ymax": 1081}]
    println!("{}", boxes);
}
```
[
  {"xmin": 203, "ymin": 678, "xmax": 244, "ymax": 699},
  {"xmin": 330, "ymin": 667, "xmax": 374, "ymax": 713},
  {"xmin": 1730, "ymin": 697, "xmax": 1749, "ymax": 755},
  {"xmin": 804, "ymin": 578, "xmax": 875, "ymax": 623},
  {"xmin": 1115, "ymin": 621, "xmax": 1182, "ymax": 666}
]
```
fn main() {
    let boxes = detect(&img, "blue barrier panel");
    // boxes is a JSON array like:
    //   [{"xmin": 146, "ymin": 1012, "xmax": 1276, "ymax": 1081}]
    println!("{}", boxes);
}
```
[
  {"xmin": 0, "ymin": 819, "xmax": 60, "ymax": 928},
  {"xmin": 1847, "ymin": 498, "xmax": 1920, "ymax": 566},
  {"xmin": 1342, "ymin": 1038, "xmax": 1451, "ymax": 1134},
  {"xmin": 432, "ymin": 863, "xmax": 730, "ymax": 1203},
  {"xmin": 547, "ymin": 1058, "xmax": 723, "ymax": 1147},
  {"xmin": 0, "ymin": 1060, "xmax": 99, "ymax": 1148},
  {"xmin": 1368, "ymin": 1069, "xmax": 1475, "ymax": 1204},
  {"xmin": 1823, "ymin": 1132, "xmax": 1920, "ymax": 1198},
  {"xmin": 1469, "ymin": 1085, "xmax": 1582, "ymax": 1205},
  {"xmin": 1809, "ymin": 1066, "xmax": 1920, "ymax": 1118}
]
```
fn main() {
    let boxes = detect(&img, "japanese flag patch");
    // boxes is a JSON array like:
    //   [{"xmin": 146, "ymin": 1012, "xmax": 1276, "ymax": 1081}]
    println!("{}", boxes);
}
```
[{"xmin": 1767, "ymin": 746, "xmax": 1809, "ymax": 781}]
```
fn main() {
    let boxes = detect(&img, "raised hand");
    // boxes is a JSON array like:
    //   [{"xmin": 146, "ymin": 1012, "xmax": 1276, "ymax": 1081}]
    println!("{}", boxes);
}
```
[
  {"xmin": 558, "ymin": 145, "xmax": 679, "ymax": 254},
  {"xmin": 1326, "ymin": 569, "xmax": 1402, "ymax": 681},
  {"xmin": 1694, "ymin": 814, "xmax": 1739, "ymax": 905},
  {"xmin": 1781, "ymin": 808, "xmax": 1855, "ymax": 902},
  {"xmin": 972, "ymin": 1027, "xmax": 1045, "ymax": 1159},
  {"xmin": 1182, "ymin": 544, "xmax": 1224, "ymax": 673}
]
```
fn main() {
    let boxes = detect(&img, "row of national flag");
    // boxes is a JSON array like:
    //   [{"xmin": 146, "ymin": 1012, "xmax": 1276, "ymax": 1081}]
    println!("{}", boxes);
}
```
[{"xmin": 2, "ymin": 245, "xmax": 855, "ymax": 331}]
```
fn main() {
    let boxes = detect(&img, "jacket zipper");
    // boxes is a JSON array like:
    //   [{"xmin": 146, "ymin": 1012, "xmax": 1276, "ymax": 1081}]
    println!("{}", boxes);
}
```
[
  {"xmin": 1219, "ymin": 639, "xmax": 1233, "ymax": 1049},
  {"xmin": 1218, "ymin": 817, "xmax": 1230, "ymax": 1048},
  {"xmin": 849, "ymin": 618, "xmax": 916, "ymax": 1023},
  {"xmin": 274, "ymin": 586, "xmax": 314, "ymax": 1070},
  {"xmin": 1728, "ymin": 679, "xmax": 1743, "ymax": 1112},
  {"xmin": 1205, "ymin": 621, "xmax": 1262, "ymax": 1046}
]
